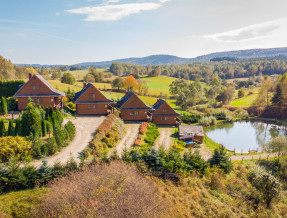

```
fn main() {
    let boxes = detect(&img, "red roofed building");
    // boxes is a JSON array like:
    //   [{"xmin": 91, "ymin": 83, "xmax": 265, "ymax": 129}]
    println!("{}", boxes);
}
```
[
  {"xmin": 73, "ymin": 83, "xmax": 114, "ymax": 115},
  {"xmin": 115, "ymin": 92, "xmax": 151, "ymax": 121},
  {"xmin": 13, "ymin": 73, "xmax": 65, "ymax": 110},
  {"xmin": 151, "ymin": 99, "xmax": 181, "ymax": 125}
]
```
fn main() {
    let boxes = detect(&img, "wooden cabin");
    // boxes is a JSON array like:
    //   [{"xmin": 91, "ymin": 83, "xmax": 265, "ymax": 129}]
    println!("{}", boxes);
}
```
[
  {"xmin": 13, "ymin": 73, "xmax": 65, "ymax": 110},
  {"xmin": 115, "ymin": 92, "xmax": 151, "ymax": 121},
  {"xmin": 73, "ymin": 83, "xmax": 114, "ymax": 115},
  {"xmin": 178, "ymin": 125, "xmax": 204, "ymax": 144},
  {"xmin": 152, "ymin": 99, "xmax": 181, "ymax": 125}
]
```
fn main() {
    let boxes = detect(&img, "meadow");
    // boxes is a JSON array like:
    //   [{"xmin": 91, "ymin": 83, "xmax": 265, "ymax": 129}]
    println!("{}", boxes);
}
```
[
  {"xmin": 230, "ymin": 93, "xmax": 258, "ymax": 107},
  {"xmin": 139, "ymin": 76, "xmax": 176, "ymax": 96}
]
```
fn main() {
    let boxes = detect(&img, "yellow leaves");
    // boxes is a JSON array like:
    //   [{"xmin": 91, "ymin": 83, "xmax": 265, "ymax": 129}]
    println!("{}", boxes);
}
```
[
  {"xmin": 124, "ymin": 75, "xmax": 137, "ymax": 91},
  {"xmin": 0, "ymin": 136, "xmax": 32, "ymax": 162}
]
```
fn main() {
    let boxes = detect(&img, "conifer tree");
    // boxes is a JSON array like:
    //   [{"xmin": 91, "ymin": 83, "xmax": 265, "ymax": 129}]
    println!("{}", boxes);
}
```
[
  {"xmin": 0, "ymin": 97, "xmax": 8, "ymax": 114},
  {"xmin": 0, "ymin": 119, "xmax": 5, "ymax": 137},
  {"xmin": 272, "ymin": 85, "xmax": 284, "ymax": 106},
  {"xmin": 7, "ymin": 120, "xmax": 15, "ymax": 136},
  {"xmin": 15, "ymin": 119, "xmax": 22, "ymax": 136}
]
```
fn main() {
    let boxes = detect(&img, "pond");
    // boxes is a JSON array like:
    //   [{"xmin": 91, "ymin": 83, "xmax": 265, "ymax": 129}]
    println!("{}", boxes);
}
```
[{"xmin": 205, "ymin": 121, "xmax": 287, "ymax": 153}]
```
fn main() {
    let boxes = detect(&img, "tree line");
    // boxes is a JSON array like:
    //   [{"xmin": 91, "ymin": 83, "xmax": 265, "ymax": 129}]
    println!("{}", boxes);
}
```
[{"xmin": 109, "ymin": 59, "xmax": 287, "ymax": 83}]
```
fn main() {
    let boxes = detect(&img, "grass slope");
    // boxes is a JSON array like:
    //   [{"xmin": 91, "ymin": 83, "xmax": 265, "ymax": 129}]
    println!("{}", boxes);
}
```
[
  {"xmin": 139, "ymin": 76, "xmax": 176, "ymax": 96},
  {"xmin": 0, "ymin": 188, "xmax": 47, "ymax": 217},
  {"xmin": 230, "ymin": 94, "xmax": 258, "ymax": 107}
]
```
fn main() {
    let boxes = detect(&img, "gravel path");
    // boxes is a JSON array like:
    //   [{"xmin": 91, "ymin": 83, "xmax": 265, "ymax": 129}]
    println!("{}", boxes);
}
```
[
  {"xmin": 32, "ymin": 116, "xmax": 106, "ymax": 167},
  {"xmin": 230, "ymin": 153, "xmax": 277, "ymax": 161},
  {"xmin": 154, "ymin": 128, "xmax": 174, "ymax": 150},
  {"xmin": 111, "ymin": 124, "xmax": 140, "ymax": 157}
]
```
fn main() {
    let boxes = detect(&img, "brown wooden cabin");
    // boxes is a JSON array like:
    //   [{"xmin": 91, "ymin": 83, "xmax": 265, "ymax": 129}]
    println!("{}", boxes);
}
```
[
  {"xmin": 13, "ymin": 73, "xmax": 65, "ymax": 110},
  {"xmin": 115, "ymin": 92, "xmax": 151, "ymax": 121},
  {"xmin": 151, "ymin": 99, "xmax": 181, "ymax": 125},
  {"xmin": 178, "ymin": 125, "xmax": 204, "ymax": 144},
  {"xmin": 73, "ymin": 83, "xmax": 114, "ymax": 115}
]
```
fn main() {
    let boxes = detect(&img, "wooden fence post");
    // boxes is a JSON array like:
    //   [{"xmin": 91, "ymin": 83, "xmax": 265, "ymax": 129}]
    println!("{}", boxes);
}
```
[{"xmin": 241, "ymin": 157, "xmax": 244, "ymax": 164}]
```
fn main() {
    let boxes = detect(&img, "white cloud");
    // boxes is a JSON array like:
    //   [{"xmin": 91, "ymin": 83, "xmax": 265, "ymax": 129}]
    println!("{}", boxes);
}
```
[
  {"xmin": 56, "ymin": 12, "xmax": 61, "ymax": 16},
  {"xmin": 107, "ymin": 0, "xmax": 120, "ymax": 3},
  {"xmin": 65, "ymin": 1, "xmax": 168, "ymax": 21},
  {"xmin": 204, "ymin": 18, "xmax": 287, "ymax": 42}
]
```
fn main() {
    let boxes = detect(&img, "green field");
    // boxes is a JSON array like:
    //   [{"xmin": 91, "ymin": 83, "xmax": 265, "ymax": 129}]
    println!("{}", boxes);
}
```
[
  {"xmin": 139, "ymin": 76, "xmax": 176, "ymax": 96},
  {"xmin": 230, "ymin": 93, "xmax": 258, "ymax": 107}
]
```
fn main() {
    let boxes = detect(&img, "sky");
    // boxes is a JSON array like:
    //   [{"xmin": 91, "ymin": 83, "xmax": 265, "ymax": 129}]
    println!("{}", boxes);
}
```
[{"xmin": 1, "ymin": 0, "xmax": 287, "ymax": 65}]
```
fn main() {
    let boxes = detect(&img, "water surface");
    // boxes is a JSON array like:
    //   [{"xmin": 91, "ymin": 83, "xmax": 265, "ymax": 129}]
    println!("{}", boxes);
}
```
[{"xmin": 205, "ymin": 121, "xmax": 287, "ymax": 152}]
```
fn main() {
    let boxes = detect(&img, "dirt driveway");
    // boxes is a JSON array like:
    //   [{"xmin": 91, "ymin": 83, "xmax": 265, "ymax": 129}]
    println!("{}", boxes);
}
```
[
  {"xmin": 33, "ymin": 116, "xmax": 106, "ymax": 167},
  {"xmin": 154, "ymin": 127, "xmax": 174, "ymax": 150},
  {"xmin": 110, "ymin": 123, "xmax": 140, "ymax": 157}
]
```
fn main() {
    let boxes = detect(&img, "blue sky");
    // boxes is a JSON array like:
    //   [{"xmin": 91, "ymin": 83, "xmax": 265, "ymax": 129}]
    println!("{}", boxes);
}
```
[{"xmin": 1, "ymin": 0, "xmax": 287, "ymax": 64}]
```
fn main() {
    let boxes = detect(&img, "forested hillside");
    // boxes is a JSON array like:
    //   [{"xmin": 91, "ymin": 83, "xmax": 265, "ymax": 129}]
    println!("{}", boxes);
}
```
[
  {"xmin": 0, "ymin": 56, "xmax": 28, "ymax": 80},
  {"xmin": 110, "ymin": 59, "xmax": 287, "ymax": 81}
]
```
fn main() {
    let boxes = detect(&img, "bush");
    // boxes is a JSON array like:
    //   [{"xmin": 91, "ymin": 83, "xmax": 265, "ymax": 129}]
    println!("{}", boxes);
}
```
[
  {"xmin": 182, "ymin": 110, "xmax": 204, "ymax": 124},
  {"xmin": 199, "ymin": 116, "xmax": 217, "ymax": 126},
  {"xmin": 208, "ymin": 146, "xmax": 233, "ymax": 174},
  {"xmin": 0, "ymin": 137, "xmax": 32, "ymax": 162},
  {"xmin": 34, "ymin": 161, "xmax": 167, "ymax": 217},
  {"xmin": 64, "ymin": 121, "xmax": 76, "ymax": 141},
  {"xmin": 53, "ymin": 127, "xmax": 65, "ymax": 148},
  {"xmin": 233, "ymin": 109, "xmax": 249, "ymax": 119},
  {"xmin": 21, "ymin": 103, "xmax": 42, "ymax": 138},
  {"xmin": 47, "ymin": 137, "xmax": 58, "ymax": 155},
  {"xmin": 144, "ymin": 123, "xmax": 160, "ymax": 146},
  {"xmin": 211, "ymin": 108, "xmax": 233, "ymax": 121},
  {"xmin": 249, "ymin": 164, "xmax": 282, "ymax": 207}
]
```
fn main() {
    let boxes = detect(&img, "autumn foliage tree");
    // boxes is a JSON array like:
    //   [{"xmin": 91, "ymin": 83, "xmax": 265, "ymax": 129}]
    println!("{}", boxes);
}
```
[{"xmin": 124, "ymin": 75, "xmax": 137, "ymax": 92}]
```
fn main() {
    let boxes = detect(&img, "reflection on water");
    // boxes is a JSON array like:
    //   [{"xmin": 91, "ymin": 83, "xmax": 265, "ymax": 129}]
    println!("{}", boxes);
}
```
[{"xmin": 205, "ymin": 121, "xmax": 287, "ymax": 152}]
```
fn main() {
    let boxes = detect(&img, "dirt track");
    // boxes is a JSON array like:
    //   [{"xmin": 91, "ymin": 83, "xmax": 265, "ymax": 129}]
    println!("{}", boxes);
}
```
[
  {"xmin": 32, "ymin": 116, "xmax": 105, "ymax": 167},
  {"xmin": 154, "ymin": 128, "xmax": 174, "ymax": 150},
  {"xmin": 111, "ymin": 124, "xmax": 140, "ymax": 157}
]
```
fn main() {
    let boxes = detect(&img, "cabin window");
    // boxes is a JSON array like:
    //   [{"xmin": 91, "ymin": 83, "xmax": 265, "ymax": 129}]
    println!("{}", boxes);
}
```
[
  {"xmin": 163, "ymin": 109, "xmax": 167, "ymax": 112},
  {"xmin": 88, "ymin": 104, "xmax": 92, "ymax": 109},
  {"xmin": 89, "ymin": 94, "xmax": 96, "ymax": 99},
  {"xmin": 161, "ymin": 117, "xmax": 164, "ymax": 120},
  {"xmin": 37, "ymin": 98, "xmax": 42, "ymax": 104},
  {"xmin": 165, "ymin": 117, "xmax": 169, "ymax": 120},
  {"xmin": 135, "ymin": 111, "xmax": 139, "ymax": 115},
  {"xmin": 130, "ymin": 111, "xmax": 134, "ymax": 116},
  {"xmin": 93, "ymin": 104, "xmax": 98, "ymax": 109},
  {"xmin": 32, "ymin": 86, "xmax": 39, "ymax": 91}
]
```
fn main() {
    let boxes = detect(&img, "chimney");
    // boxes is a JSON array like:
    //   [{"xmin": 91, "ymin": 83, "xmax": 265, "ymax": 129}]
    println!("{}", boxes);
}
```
[
  {"xmin": 29, "ymin": 72, "xmax": 32, "ymax": 80},
  {"xmin": 83, "ymin": 82, "xmax": 87, "ymax": 88},
  {"xmin": 125, "ymin": 90, "xmax": 128, "ymax": 96},
  {"xmin": 157, "ymin": 99, "xmax": 160, "ymax": 103}
]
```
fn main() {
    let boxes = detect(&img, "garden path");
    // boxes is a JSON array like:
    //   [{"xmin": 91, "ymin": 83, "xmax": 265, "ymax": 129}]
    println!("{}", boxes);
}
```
[
  {"xmin": 154, "ymin": 128, "xmax": 174, "ymax": 150},
  {"xmin": 32, "ymin": 115, "xmax": 106, "ymax": 167},
  {"xmin": 110, "ymin": 123, "xmax": 140, "ymax": 157}
]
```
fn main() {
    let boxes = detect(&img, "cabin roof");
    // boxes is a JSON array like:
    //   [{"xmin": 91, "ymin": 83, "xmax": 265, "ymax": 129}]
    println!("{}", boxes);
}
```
[
  {"xmin": 178, "ymin": 125, "xmax": 204, "ymax": 139},
  {"xmin": 115, "ymin": 92, "xmax": 151, "ymax": 110},
  {"xmin": 13, "ymin": 74, "xmax": 65, "ymax": 97},
  {"xmin": 73, "ymin": 83, "xmax": 113, "ymax": 104}
]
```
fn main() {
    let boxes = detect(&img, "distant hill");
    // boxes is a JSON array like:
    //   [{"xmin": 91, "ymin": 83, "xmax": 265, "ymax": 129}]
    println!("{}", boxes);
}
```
[
  {"xmin": 75, "ymin": 47, "xmax": 287, "ymax": 68},
  {"xmin": 15, "ymin": 47, "xmax": 287, "ymax": 68}
]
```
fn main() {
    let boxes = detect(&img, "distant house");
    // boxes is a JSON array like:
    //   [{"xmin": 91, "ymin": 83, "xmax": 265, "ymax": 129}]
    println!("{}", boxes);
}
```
[
  {"xmin": 151, "ymin": 99, "xmax": 181, "ymax": 125},
  {"xmin": 178, "ymin": 125, "xmax": 204, "ymax": 144},
  {"xmin": 13, "ymin": 73, "xmax": 65, "ymax": 110},
  {"xmin": 115, "ymin": 92, "xmax": 151, "ymax": 121},
  {"xmin": 73, "ymin": 83, "xmax": 114, "ymax": 115}
]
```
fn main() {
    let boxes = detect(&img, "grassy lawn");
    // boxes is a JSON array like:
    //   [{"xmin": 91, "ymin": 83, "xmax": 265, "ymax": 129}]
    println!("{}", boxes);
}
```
[
  {"xmin": 230, "ymin": 93, "xmax": 258, "ymax": 107},
  {"xmin": 139, "ymin": 76, "xmax": 176, "ymax": 96},
  {"xmin": 0, "ymin": 188, "xmax": 47, "ymax": 217}
]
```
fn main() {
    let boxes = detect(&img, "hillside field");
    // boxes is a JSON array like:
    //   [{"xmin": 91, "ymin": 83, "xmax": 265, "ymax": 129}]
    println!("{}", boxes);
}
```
[
  {"xmin": 139, "ymin": 76, "xmax": 176, "ymax": 96},
  {"xmin": 230, "ymin": 94, "xmax": 258, "ymax": 107}
]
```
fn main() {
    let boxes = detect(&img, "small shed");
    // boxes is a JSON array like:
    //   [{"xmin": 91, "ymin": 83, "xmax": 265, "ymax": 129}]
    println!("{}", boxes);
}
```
[{"xmin": 178, "ymin": 125, "xmax": 204, "ymax": 144}]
